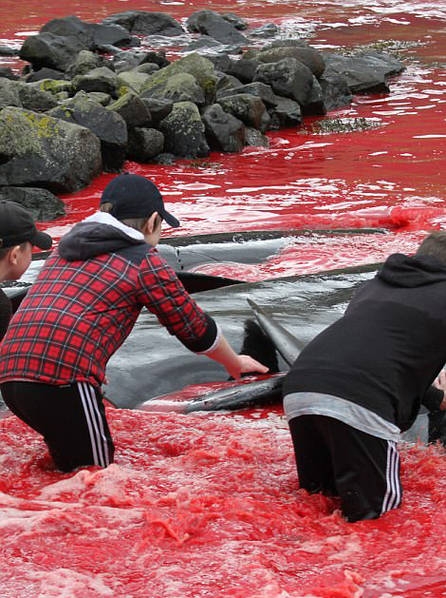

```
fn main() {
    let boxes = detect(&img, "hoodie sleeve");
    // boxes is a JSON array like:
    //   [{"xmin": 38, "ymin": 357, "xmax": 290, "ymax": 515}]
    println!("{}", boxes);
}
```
[
  {"xmin": 422, "ymin": 385, "xmax": 444, "ymax": 412},
  {"xmin": 136, "ymin": 248, "xmax": 219, "ymax": 353}
]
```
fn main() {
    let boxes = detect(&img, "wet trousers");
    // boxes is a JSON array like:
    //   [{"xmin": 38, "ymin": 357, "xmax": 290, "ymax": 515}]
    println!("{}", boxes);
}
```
[
  {"xmin": 0, "ymin": 380, "xmax": 114, "ymax": 472},
  {"xmin": 288, "ymin": 414, "xmax": 402, "ymax": 522}
]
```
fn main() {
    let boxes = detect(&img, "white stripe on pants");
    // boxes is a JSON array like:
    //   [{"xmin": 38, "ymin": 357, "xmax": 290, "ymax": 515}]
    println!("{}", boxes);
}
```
[
  {"xmin": 78, "ymin": 381, "xmax": 111, "ymax": 468},
  {"xmin": 381, "ymin": 440, "xmax": 401, "ymax": 515}
]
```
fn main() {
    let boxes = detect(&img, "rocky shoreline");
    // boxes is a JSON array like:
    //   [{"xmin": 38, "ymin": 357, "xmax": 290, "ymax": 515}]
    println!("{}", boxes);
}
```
[{"xmin": 0, "ymin": 10, "xmax": 405, "ymax": 221}]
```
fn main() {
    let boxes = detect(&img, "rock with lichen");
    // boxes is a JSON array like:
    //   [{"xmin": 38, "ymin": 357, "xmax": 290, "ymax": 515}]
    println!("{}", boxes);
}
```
[{"xmin": 0, "ymin": 106, "xmax": 102, "ymax": 192}]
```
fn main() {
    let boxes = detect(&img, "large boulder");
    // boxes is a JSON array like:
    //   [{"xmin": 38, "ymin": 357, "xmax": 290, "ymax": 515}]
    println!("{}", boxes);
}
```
[
  {"xmin": 102, "ymin": 11, "xmax": 184, "ymax": 37},
  {"xmin": 40, "ymin": 15, "xmax": 135, "ymax": 50},
  {"xmin": 217, "ymin": 81, "xmax": 277, "ymax": 108},
  {"xmin": 141, "ymin": 72, "xmax": 207, "ymax": 107},
  {"xmin": 225, "ymin": 57, "xmax": 259, "ymax": 83},
  {"xmin": 25, "ymin": 67, "xmax": 67, "ymax": 83},
  {"xmin": 186, "ymin": 10, "xmax": 248, "ymax": 46},
  {"xmin": 48, "ymin": 92, "xmax": 128, "ymax": 172},
  {"xmin": 159, "ymin": 101, "xmax": 209, "ymax": 158},
  {"xmin": 107, "ymin": 92, "xmax": 152, "ymax": 128},
  {"xmin": 217, "ymin": 93, "xmax": 271, "ymax": 132},
  {"xmin": 127, "ymin": 127, "xmax": 164, "ymax": 162},
  {"xmin": 16, "ymin": 81, "xmax": 59, "ymax": 112},
  {"xmin": 27, "ymin": 78, "xmax": 74, "ymax": 100},
  {"xmin": 65, "ymin": 49, "xmax": 108, "ymax": 79},
  {"xmin": 0, "ymin": 107, "xmax": 102, "ymax": 193},
  {"xmin": 112, "ymin": 49, "xmax": 168, "ymax": 74},
  {"xmin": 140, "ymin": 53, "xmax": 218, "ymax": 106},
  {"xmin": 72, "ymin": 66, "xmax": 119, "ymax": 97},
  {"xmin": 254, "ymin": 57, "xmax": 325, "ymax": 115},
  {"xmin": 140, "ymin": 97, "xmax": 173, "ymax": 126},
  {"xmin": 117, "ymin": 69, "xmax": 154, "ymax": 94},
  {"xmin": 40, "ymin": 15, "xmax": 93, "ymax": 47},
  {"xmin": 87, "ymin": 23, "xmax": 137, "ymax": 50},
  {"xmin": 0, "ymin": 79, "xmax": 21, "ymax": 109},
  {"xmin": 202, "ymin": 104, "xmax": 246, "ymax": 153},
  {"xmin": 249, "ymin": 42, "xmax": 326, "ymax": 78},
  {"xmin": 323, "ymin": 51, "xmax": 405, "ymax": 94},
  {"xmin": 19, "ymin": 32, "xmax": 89, "ymax": 72},
  {"xmin": 268, "ymin": 96, "xmax": 302, "ymax": 129},
  {"xmin": 319, "ymin": 73, "xmax": 353, "ymax": 111}
]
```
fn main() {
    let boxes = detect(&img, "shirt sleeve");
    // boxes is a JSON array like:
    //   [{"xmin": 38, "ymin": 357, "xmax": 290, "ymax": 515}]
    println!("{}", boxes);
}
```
[
  {"xmin": 136, "ymin": 247, "xmax": 219, "ymax": 353},
  {"xmin": 422, "ymin": 384, "xmax": 444, "ymax": 412}
]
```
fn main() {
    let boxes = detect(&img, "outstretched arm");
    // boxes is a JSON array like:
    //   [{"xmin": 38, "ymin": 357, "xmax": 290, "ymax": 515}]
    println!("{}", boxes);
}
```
[
  {"xmin": 140, "ymin": 250, "xmax": 269, "ymax": 379},
  {"xmin": 205, "ymin": 334, "xmax": 269, "ymax": 380}
]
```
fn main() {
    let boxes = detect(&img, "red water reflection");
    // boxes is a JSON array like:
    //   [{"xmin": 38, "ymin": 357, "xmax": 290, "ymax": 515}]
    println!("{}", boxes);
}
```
[
  {"xmin": 1, "ymin": 2, "xmax": 446, "ymax": 597},
  {"xmin": 47, "ymin": 63, "xmax": 445, "ymax": 278},
  {"xmin": 3, "ymin": 1, "xmax": 440, "ymax": 277}
]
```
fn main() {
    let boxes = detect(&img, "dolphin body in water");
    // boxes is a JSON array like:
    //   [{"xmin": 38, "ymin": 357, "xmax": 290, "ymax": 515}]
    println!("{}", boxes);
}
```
[
  {"xmin": 1, "ymin": 228, "xmax": 383, "ymax": 309},
  {"xmin": 138, "ymin": 316, "xmax": 287, "ymax": 414},
  {"xmin": 164, "ymin": 300, "xmax": 303, "ymax": 413}
]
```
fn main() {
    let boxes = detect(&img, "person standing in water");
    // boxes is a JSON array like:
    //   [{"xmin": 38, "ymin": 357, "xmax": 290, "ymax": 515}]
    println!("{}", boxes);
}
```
[
  {"xmin": 0, "ymin": 173, "xmax": 268, "ymax": 472},
  {"xmin": 282, "ymin": 231, "xmax": 446, "ymax": 522}
]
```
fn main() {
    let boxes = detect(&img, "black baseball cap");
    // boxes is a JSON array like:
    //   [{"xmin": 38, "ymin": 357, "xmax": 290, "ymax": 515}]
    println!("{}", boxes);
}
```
[
  {"xmin": 0, "ymin": 200, "xmax": 52, "ymax": 250},
  {"xmin": 100, "ymin": 173, "xmax": 180, "ymax": 228}
]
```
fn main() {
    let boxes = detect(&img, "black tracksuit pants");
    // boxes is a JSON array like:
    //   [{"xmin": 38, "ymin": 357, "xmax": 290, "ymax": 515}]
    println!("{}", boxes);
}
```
[
  {"xmin": 288, "ymin": 414, "xmax": 402, "ymax": 522},
  {"xmin": 1, "ymin": 380, "xmax": 114, "ymax": 472}
]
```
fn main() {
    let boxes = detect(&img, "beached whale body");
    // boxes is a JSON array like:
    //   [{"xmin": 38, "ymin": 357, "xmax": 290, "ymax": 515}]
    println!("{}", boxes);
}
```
[
  {"xmin": 105, "ymin": 263, "xmax": 374, "ymax": 407},
  {"xmin": 2, "ymin": 254, "xmax": 438, "ymax": 445},
  {"xmin": 133, "ymin": 284, "xmax": 433, "ymax": 445},
  {"xmin": 0, "ymin": 232, "xmax": 366, "ymax": 411}
]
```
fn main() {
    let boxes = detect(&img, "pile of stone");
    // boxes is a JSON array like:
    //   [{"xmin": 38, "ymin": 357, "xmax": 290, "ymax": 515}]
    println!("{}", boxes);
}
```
[{"xmin": 0, "ymin": 10, "xmax": 405, "ymax": 219}]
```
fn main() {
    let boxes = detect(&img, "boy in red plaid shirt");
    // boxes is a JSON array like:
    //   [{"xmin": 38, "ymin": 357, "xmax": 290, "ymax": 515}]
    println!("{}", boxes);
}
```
[{"xmin": 0, "ymin": 174, "xmax": 267, "ymax": 472}]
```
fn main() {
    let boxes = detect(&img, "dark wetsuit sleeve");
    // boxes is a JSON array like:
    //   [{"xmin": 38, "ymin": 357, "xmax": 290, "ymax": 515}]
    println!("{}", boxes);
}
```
[{"xmin": 422, "ymin": 385, "xmax": 444, "ymax": 412}]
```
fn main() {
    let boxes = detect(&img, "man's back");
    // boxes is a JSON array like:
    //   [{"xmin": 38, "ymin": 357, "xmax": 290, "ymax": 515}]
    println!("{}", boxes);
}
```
[{"xmin": 283, "ymin": 252, "xmax": 446, "ymax": 431}]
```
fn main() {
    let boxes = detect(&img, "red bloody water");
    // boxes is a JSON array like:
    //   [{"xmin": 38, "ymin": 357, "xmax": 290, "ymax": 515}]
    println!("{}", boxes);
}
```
[
  {"xmin": 1, "ymin": 0, "xmax": 445, "ymax": 280},
  {"xmin": 1, "ymin": 1, "xmax": 446, "ymax": 596},
  {"xmin": 1, "ymin": 406, "xmax": 446, "ymax": 597}
]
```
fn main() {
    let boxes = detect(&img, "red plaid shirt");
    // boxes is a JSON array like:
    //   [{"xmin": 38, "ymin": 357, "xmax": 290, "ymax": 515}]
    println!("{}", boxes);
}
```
[{"xmin": 0, "ymin": 247, "xmax": 214, "ymax": 388}]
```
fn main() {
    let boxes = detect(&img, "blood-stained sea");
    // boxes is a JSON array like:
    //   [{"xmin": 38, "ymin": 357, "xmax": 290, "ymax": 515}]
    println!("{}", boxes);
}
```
[
  {"xmin": 0, "ymin": 1, "xmax": 446, "ymax": 596},
  {"xmin": 1, "ymin": 407, "xmax": 446, "ymax": 597}
]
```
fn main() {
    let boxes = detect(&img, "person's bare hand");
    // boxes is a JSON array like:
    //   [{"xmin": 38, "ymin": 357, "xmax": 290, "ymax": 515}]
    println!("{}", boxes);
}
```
[
  {"xmin": 227, "ymin": 355, "xmax": 269, "ymax": 380},
  {"xmin": 433, "ymin": 369, "xmax": 446, "ymax": 410}
]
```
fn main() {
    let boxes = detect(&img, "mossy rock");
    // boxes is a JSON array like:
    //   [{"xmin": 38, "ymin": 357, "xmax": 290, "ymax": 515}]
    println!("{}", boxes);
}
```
[{"xmin": 141, "ymin": 53, "xmax": 217, "ymax": 104}]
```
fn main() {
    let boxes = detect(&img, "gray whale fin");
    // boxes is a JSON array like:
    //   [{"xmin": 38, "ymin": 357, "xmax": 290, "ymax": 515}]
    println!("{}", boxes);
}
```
[{"xmin": 247, "ymin": 297, "xmax": 303, "ymax": 367}]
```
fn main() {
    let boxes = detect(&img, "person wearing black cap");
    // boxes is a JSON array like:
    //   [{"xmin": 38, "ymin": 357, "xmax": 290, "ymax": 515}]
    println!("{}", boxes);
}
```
[
  {"xmin": 0, "ymin": 200, "xmax": 52, "ymax": 340},
  {"xmin": 0, "ymin": 174, "xmax": 268, "ymax": 472}
]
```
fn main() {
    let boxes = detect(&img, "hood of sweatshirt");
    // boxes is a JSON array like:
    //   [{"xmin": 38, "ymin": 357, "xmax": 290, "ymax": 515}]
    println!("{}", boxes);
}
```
[
  {"xmin": 58, "ymin": 212, "xmax": 147, "ymax": 261},
  {"xmin": 377, "ymin": 253, "xmax": 446, "ymax": 287}
]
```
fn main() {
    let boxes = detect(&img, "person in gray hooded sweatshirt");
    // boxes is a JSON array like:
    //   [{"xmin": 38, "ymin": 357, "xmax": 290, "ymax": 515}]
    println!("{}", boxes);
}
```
[
  {"xmin": 0, "ymin": 174, "xmax": 268, "ymax": 472},
  {"xmin": 282, "ymin": 231, "xmax": 446, "ymax": 522}
]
